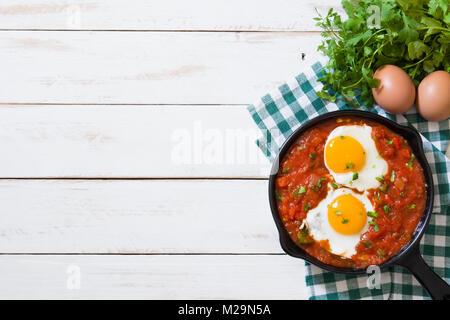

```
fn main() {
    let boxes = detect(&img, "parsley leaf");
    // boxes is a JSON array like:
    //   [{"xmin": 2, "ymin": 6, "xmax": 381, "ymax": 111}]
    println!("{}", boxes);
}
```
[{"xmin": 314, "ymin": 0, "xmax": 450, "ymax": 107}]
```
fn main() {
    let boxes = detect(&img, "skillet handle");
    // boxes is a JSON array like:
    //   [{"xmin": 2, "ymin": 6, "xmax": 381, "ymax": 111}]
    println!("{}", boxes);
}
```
[{"xmin": 397, "ymin": 243, "xmax": 450, "ymax": 300}]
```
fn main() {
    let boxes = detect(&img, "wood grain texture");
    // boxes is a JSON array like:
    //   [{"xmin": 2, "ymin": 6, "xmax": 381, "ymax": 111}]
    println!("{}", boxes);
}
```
[
  {"xmin": 0, "ymin": 255, "xmax": 308, "ymax": 299},
  {"xmin": 0, "ymin": 31, "xmax": 323, "ymax": 104},
  {"xmin": 0, "ymin": 179, "xmax": 283, "ymax": 254},
  {"xmin": 0, "ymin": 105, "xmax": 270, "ymax": 178},
  {"xmin": 0, "ymin": 0, "xmax": 342, "ymax": 31}
]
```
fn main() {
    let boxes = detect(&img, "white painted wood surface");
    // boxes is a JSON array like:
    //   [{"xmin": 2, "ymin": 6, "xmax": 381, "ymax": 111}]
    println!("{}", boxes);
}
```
[
  {"xmin": 0, "ymin": 255, "xmax": 307, "ymax": 299},
  {"xmin": 0, "ymin": 105, "xmax": 270, "ymax": 178},
  {"xmin": 0, "ymin": 31, "xmax": 322, "ymax": 104},
  {"xmin": 0, "ymin": 0, "xmax": 342, "ymax": 31},
  {"xmin": 0, "ymin": 0, "xmax": 400, "ymax": 300},
  {"xmin": 0, "ymin": 179, "xmax": 281, "ymax": 253}
]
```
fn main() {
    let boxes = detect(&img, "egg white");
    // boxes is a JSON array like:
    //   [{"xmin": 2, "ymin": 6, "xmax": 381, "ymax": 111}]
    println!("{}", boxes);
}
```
[
  {"xmin": 305, "ymin": 186, "xmax": 374, "ymax": 258},
  {"xmin": 324, "ymin": 125, "xmax": 388, "ymax": 192}
]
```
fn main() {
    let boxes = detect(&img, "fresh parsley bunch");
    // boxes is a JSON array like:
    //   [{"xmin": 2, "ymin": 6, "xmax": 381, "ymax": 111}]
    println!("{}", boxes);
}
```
[{"xmin": 315, "ymin": 0, "xmax": 450, "ymax": 107}]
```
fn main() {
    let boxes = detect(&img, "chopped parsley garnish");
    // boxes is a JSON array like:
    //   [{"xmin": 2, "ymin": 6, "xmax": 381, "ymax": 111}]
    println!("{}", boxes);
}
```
[
  {"xmin": 283, "ymin": 167, "xmax": 290, "ymax": 174},
  {"xmin": 367, "ymin": 211, "xmax": 378, "ymax": 218},
  {"xmin": 345, "ymin": 162, "xmax": 355, "ymax": 169},
  {"xmin": 390, "ymin": 170, "xmax": 395, "ymax": 182},
  {"xmin": 331, "ymin": 182, "xmax": 338, "ymax": 189},
  {"xmin": 310, "ymin": 177, "xmax": 326, "ymax": 191},
  {"xmin": 369, "ymin": 221, "xmax": 380, "ymax": 232},
  {"xmin": 342, "ymin": 218, "xmax": 349, "ymax": 224},
  {"xmin": 383, "ymin": 205, "xmax": 390, "ymax": 214},
  {"xmin": 376, "ymin": 175, "xmax": 384, "ymax": 182},
  {"xmin": 407, "ymin": 153, "xmax": 415, "ymax": 169},
  {"xmin": 340, "ymin": 135, "xmax": 345, "ymax": 139},
  {"xmin": 387, "ymin": 140, "xmax": 393, "ymax": 145},
  {"xmin": 317, "ymin": 177, "xmax": 326, "ymax": 188},
  {"xmin": 275, "ymin": 189, "xmax": 284, "ymax": 201},
  {"xmin": 377, "ymin": 249, "xmax": 386, "ymax": 258},
  {"xmin": 363, "ymin": 241, "xmax": 372, "ymax": 248},
  {"xmin": 373, "ymin": 136, "xmax": 378, "ymax": 141},
  {"xmin": 297, "ymin": 186, "xmax": 306, "ymax": 195},
  {"xmin": 309, "ymin": 153, "xmax": 315, "ymax": 159},
  {"xmin": 304, "ymin": 203, "xmax": 311, "ymax": 212},
  {"xmin": 297, "ymin": 228, "xmax": 313, "ymax": 245},
  {"xmin": 400, "ymin": 192, "xmax": 404, "ymax": 197},
  {"xmin": 352, "ymin": 172, "xmax": 359, "ymax": 180},
  {"xmin": 334, "ymin": 210, "xmax": 342, "ymax": 216},
  {"xmin": 408, "ymin": 204, "xmax": 416, "ymax": 210},
  {"xmin": 298, "ymin": 146, "xmax": 304, "ymax": 150}
]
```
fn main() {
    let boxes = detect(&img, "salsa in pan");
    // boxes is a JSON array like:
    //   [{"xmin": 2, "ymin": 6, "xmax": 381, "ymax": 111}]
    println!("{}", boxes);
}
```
[{"xmin": 275, "ymin": 117, "xmax": 426, "ymax": 268}]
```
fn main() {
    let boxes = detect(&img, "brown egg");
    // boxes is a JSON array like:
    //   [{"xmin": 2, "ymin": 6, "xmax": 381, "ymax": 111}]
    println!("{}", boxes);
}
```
[
  {"xmin": 372, "ymin": 65, "xmax": 416, "ymax": 114},
  {"xmin": 416, "ymin": 70, "xmax": 450, "ymax": 122}
]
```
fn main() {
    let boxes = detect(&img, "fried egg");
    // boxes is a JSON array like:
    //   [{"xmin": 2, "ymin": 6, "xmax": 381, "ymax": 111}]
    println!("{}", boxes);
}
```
[
  {"xmin": 305, "ymin": 186, "xmax": 374, "ymax": 258},
  {"xmin": 324, "ymin": 125, "xmax": 388, "ymax": 192}
]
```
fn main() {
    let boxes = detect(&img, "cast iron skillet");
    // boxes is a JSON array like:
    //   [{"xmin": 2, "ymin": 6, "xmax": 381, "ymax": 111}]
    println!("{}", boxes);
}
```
[{"xmin": 268, "ymin": 110, "xmax": 450, "ymax": 300}]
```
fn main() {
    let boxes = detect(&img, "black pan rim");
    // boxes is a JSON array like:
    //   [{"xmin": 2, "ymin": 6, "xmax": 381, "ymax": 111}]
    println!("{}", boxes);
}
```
[{"xmin": 268, "ymin": 109, "xmax": 435, "ymax": 274}]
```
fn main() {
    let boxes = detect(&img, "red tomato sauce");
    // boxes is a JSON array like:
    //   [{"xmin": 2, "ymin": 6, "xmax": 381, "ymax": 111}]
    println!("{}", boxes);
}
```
[{"xmin": 276, "ymin": 117, "xmax": 426, "ymax": 268}]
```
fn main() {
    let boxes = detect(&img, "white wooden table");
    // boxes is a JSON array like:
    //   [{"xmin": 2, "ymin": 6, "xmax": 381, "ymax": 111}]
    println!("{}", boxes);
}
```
[{"xmin": 0, "ymin": 0, "xmax": 372, "ymax": 299}]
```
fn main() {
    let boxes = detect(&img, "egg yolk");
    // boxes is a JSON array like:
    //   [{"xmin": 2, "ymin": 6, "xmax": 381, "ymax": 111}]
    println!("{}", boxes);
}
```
[
  {"xmin": 327, "ymin": 194, "xmax": 367, "ymax": 235},
  {"xmin": 325, "ymin": 136, "xmax": 366, "ymax": 173}
]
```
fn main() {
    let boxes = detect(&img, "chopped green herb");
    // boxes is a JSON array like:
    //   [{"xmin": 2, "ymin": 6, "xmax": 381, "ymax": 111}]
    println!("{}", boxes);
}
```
[
  {"xmin": 387, "ymin": 140, "xmax": 393, "ymax": 145},
  {"xmin": 310, "ymin": 177, "xmax": 326, "ymax": 192},
  {"xmin": 373, "ymin": 137, "xmax": 378, "ymax": 142},
  {"xmin": 363, "ymin": 241, "xmax": 372, "ymax": 248},
  {"xmin": 369, "ymin": 221, "xmax": 380, "ymax": 232},
  {"xmin": 331, "ymin": 182, "xmax": 338, "ymax": 189},
  {"xmin": 317, "ymin": 177, "xmax": 326, "ymax": 188},
  {"xmin": 304, "ymin": 203, "xmax": 311, "ymax": 212},
  {"xmin": 283, "ymin": 167, "xmax": 290, "ymax": 174},
  {"xmin": 380, "ymin": 182, "xmax": 389, "ymax": 193},
  {"xmin": 407, "ymin": 153, "xmax": 415, "ymax": 169},
  {"xmin": 352, "ymin": 172, "xmax": 359, "ymax": 180},
  {"xmin": 383, "ymin": 205, "xmax": 390, "ymax": 214},
  {"xmin": 342, "ymin": 218, "xmax": 349, "ymax": 224},
  {"xmin": 297, "ymin": 186, "xmax": 306, "ymax": 195},
  {"xmin": 309, "ymin": 153, "xmax": 315, "ymax": 159},
  {"xmin": 390, "ymin": 170, "xmax": 395, "ymax": 182},
  {"xmin": 345, "ymin": 162, "xmax": 355, "ymax": 169},
  {"xmin": 376, "ymin": 175, "xmax": 384, "ymax": 182},
  {"xmin": 392, "ymin": 233, "xmax": 398, "ymax": 238},
  {"xmin": 298, "ymin": 146, "xmax": 304, "ymax": 150},
  {"xmin": 372, "ymin": 165, "xmax": 376, "ymax": 169},
  {"xmin": 275, "ymin": 189, "xmax": 284, "ymax": 201},
  {"xmin": 377, "ymin": 249, "xmax": 386, "ymax": 258},
  {"xmin": 408, "ymin": 204, "xmax": 416, "ymax": 210},
  {"xmin": 334, "ymin": 210, "xmax": 342, "ymax": 216},
  {"xmin": 297, "ymin": 229, "xmax": 313, "ymax": 245},
  {"xmin": 367, "ymin": 211, "xmax": 378, "ymax": 218},
  {"xmin": 340, "ymin": 135, "xmax": 345, "ymax": 139},
  {"xmin": 400, "ymin": 192, "xmax": 404, "ymax": 197}
]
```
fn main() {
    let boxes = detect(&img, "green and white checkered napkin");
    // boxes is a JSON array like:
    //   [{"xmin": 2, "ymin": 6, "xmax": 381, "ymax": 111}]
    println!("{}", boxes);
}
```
[{"xmin": 248, "ymin": 61, "xmax": 450, "ymax": 300}]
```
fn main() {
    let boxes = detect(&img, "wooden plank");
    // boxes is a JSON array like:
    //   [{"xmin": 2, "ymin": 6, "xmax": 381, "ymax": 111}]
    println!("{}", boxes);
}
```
[
  {"xmin": 0, "ymin": 179, "xmax": 283, "ymax": 254},
  {"xmin": 0, "ymin": 255, "xmax": 308, "ymax": 299},
  {"xmin": 0, "ymin": 31, "xmax": 323, "ymax": 104},
  {"xmin": 0, "ymin": 105, "xmax": 270, "ymax": 178},
  {"xmin": 0, "ymin": 0, "xmax": 342, "ymax": 31}
]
